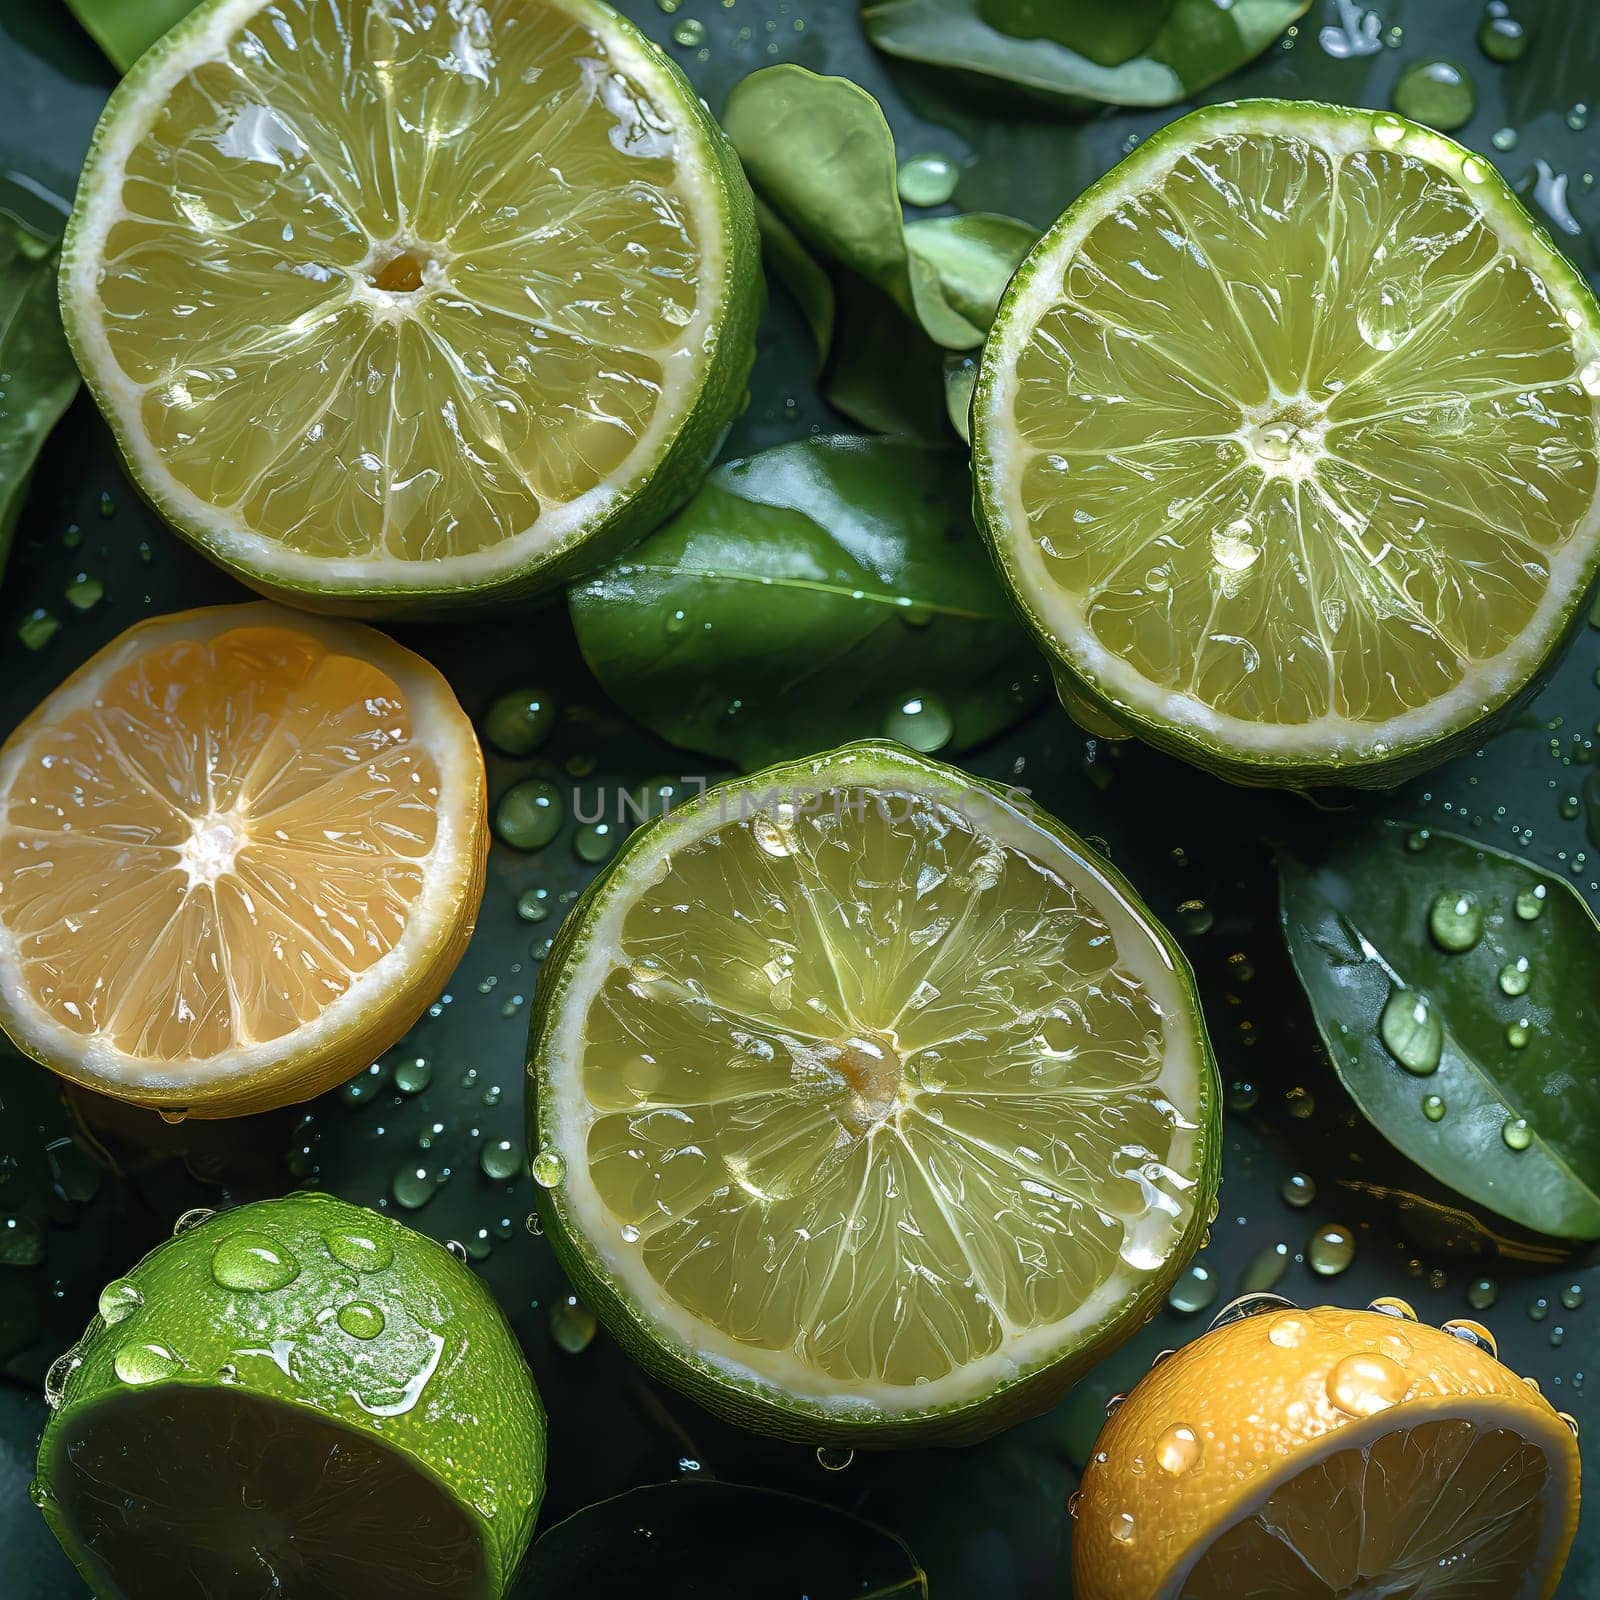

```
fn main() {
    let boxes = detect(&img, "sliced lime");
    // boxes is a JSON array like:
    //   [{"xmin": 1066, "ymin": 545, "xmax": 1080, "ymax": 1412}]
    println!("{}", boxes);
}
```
[
  {"xmin": 528, "ymin": 741, "xmax": 1218, "ymax": 1444},
  {"xmin": 974, "ymin": 102, "xmax": 1600, "ymax": 787}
]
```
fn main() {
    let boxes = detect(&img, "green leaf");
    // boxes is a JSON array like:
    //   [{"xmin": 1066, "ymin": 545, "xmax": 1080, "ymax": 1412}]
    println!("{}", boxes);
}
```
[
  {"xmin": 569, "ymin": 435, "xmax": 1044, "ymax": 770},
  {"xmin": 904, "ymin": 212, "xmax": 1039, "ymax": 332},
  {"xmin": 1278, "ymin": 822, "xmax": 1600, "ymax": 1241},
  {"xmin": 978, "ymin": 0, "xmax": 1174, "ymax": 66},
  {"xmin": 63, "ymin": 0, "xmax": 200, "ymax": 72},
  {"xmin": 0, "ymin": 205, "xmax": 79, "ymax": 579},
  {"xmin": 861, "ymin": 0, "xmax": 1312, "ymax": 110},
  {"xmin": 517, "ymin": 1481, "xmax": 927, "ymax": 1598},
  {"xmin": 751, "ymin": 195, "xmax": 834, "ymax": 370}
]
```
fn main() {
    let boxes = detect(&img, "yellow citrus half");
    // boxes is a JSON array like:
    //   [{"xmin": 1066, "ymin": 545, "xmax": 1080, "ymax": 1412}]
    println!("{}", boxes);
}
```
[
  {"xmin": 0, "ymin": 604, "xmax": 485, "ymax": 1116},
  {"xmin": 1072, "ymin": 1303, "xmax": 1581, "ymax": 1599}
]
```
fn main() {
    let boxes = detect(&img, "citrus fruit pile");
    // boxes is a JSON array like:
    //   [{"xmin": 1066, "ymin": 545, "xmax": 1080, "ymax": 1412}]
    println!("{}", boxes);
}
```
[
  {"xmin": 1072, "ymin": 1300, "xmax": 1581, "ymax": 1600},
  {"xmin": 34, "ymin": 1192, "xmax": 545, "ymax": 1600},
  {"xmin": 0, "ymin": 605, "xmax": 486, "ymax": 1117},
  {"xmin": 528, "ymin": 742, "xmax": 1219, "ymax": 1443},
  {"xmin": 61, "ymin": 0, "xmax": 759, "ymax": 612},
  {"xmin": 975, "ymin": 102, "xmax": 1600, "ymax": 788}
]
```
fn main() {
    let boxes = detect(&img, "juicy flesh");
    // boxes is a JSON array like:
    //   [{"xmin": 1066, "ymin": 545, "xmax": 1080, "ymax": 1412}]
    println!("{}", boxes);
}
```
[
  {"xmin": 1181, "ymin": 1419, "xmax": 1551, "ymax": 1598},
  {"xmin": 577, "ymin": 788, "xmax": 1197, "ymax": 1390},
  {"xmin": 0, "ymin": 626, "xmax": 439, "ymax": 1061},
  {"xmin": 1010, "ymin": 133, "xmax": 1599, "ymax": 730},
  {"xmin": 56, "ymin": 1389, "xmax": 485, "ymax": 1600},
  {"xmin": 95, "ymin": 0, "xmax": 704, "ymax": 561}
]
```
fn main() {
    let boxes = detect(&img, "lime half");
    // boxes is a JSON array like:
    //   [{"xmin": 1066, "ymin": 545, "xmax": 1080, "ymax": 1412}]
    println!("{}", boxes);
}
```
[
  {"xmin": 61, "ymin": 0, "xmax": 759, "ymax": 614},
  {"xmin": 974, "ymin": 101, "xmax": 1600, "ymax": 788},
  {"xmin": 34, "ymin": 1192, "xmax": 545, "ymax": 1599},
  {"xmin": 528, "ymin": 742, "xmax": 1218, "ymax": 1445}
]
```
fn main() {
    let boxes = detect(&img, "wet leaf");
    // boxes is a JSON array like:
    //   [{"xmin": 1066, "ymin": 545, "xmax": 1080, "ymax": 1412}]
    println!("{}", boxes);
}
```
[
  {"xmin": 63, "ymin": 0, "xmax": 199, "ymax": 72},
  {"xmin": 723, "ymin": 66, "xmax": 1034, "ymax": 435},
  {"xmin": 569, "ymin": 435, "xmax": 1044, "ymax": 770},
  {"xmin": 0, "ymin": 204, "xmax": 79, "ymax": 579},
  {"xmin": 517, "ymin": 1481, "xmax": 927, "ymax": 1598},
  {"xmin": 1278, "ymin": 822, "xmax": 1600, "ymax": 1240},
  {"xmin": 860, "ymin": 0, "xmax": 1311, "ymax": 110}
]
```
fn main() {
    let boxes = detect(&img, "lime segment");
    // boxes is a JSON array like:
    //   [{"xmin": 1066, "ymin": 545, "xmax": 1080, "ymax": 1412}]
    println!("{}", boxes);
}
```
[
  {"xmin": 530, "ymin": 743, "xmax": 1218, "ymax": 1442},
  {"xmin": 62, "ymin": 0, "xmax": 758, "ymax": 610},
  {"xmin": 975, "ymin": 103, "xmax": 1600, "ymax": 786}
]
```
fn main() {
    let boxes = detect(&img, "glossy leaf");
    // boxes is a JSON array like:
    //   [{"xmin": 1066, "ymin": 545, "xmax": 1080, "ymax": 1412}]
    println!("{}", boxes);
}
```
[
  {"xmin": 569, "ymin": 436, "xmax": 1044, "ymax": 770},
  {"xmin": 64, "ymin": 0, "xmax": 199, "ymax": 71},
  {"xmin": 0, "ymin": 205, "xmax": 79, "ymax": 578},
  {"xmin": 723, "ymin": 66, "xmax": 1034, "ymax": 436},
  {"xmin": 517, "ymin": 1482, "xmax": 927, "ymax": 1598},
  {"xmin": 861, "ymin": 0, "xmax": 1311, "ymax": 109},
  {"xmin": 1279, "ymin": 822, "xmax": 1600, "ymax": 1240}
]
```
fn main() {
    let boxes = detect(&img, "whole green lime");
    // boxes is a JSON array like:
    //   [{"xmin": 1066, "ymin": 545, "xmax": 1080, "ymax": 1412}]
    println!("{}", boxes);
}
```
[{"xmin": 33, "ymin": 1191, "xmax": 544, "ymax": 1599}]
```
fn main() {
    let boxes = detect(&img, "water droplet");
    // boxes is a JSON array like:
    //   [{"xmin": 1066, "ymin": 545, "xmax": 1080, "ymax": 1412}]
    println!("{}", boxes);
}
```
[
  {"xmin": 44, "ymin": 1350, "xmax": 81, "ymax": 1409},
  {"xmin": 1558, "ymin": 1411, "xmax": 1580, "ymax": 1438},
  {"xmin": 393, "ymin": 1055, "xmax": 432, "ymax": 1094},
  {"xmin": 1240, "ymin": 1243, "xmax": 1291, "ymax": 1294},
  {"xmin": 531, "ymin": 1146, "xmax": 566, "ymax": 1188},
  {"xmin": 1442, "ymin": 1318, "xmax": 1498, "ymax": 1357},
  {"xmin": 338, "ymin": 1301, "xmax": 386, "ymax": 1340},
  {"xmin": 1428, "ymin": 891, "xmax": 1483, "ymax": 952},
  {"xmin": 816, "ymin": 1446, "xmax": 854, "ymax": 1471},
  {"xmin": 1208, "ymin": 1292, "xmax": 1295, "ymax": 1330},
  {"xmin": 671, "ymin": 17, "xmax": 705, "ymax": 47},
  {"xmin": 1502, "ymin": 1116, "xmax": 1533, "ymax": 1150},
  {"xmin": 1308, "ymin": 1223, "xmax": 1356, "ymax": 1277},
  {"xmin": 1166, "ymin": 1262, "xmax": 1219, "ymax": 1315},
  {"xmin": 27, "ymin": 1480, "xmax": 48, "ymax": 1508},
  {"xmin": 495, "ymin": 779, "xmax": 564, "ymax": 851},
  {"xmin": 483, "ymin": 688, "xmax": 554, "ymax": 756},
  {"xmin": 64, "ymin": 573, "xmax": 103, "ymax": 612},
  {"xmin": 1380, "ymin": 987, "xmax": 1443, "ymax": 1074},
  {"xmin": 1491, "ymin": 125, "xmax": 1518, "ymax": 151},
  {"xmin": 1154, "ymin": 1424, "xmax": 1203, "ymax": 1475},
  {"xmin": 211, "ymin": 1232, "xmax": 300, "ymax": 1293},
  {"xmin": 1110, "ymin": 1511, "xmax": 1137, "ymax": 1544},
  {"xmin": 1176, "ymin": 899, "xmax": 1214, "ymax": 936},
  {"xmin": 97, "ymin": 1279, "xmax": 144, "ymax": 1325},
  {"xmin": 18, "ymin": 608, "xmax": 59, "ymax": 650},
  {"xmin": 751, "ymin": 806, "xmax": 796, "ymax": 857},
  {"xmin": 114, "ymin": 1342, "xmax": 183, "ymax": 1386},
  {"xmin": 1561, "ymin": 1283, "xmax": 1585, "ymax": 1310},
  {"xmin": 883, "ymin": 694, "xmax": 954, "ymax": 753},
  {"xmin": 1391, "ymin": 57, "xmax": 1477, "ymax": 130},
  {"xmin": 516, "ymin": 887, "xmax": 550, "ymax": 923},
  {"xmin": 1498, "ymin": 956, "xmax": 1532, "ymax": 996},
  {"xmin": 1368, "ymin": 1297, "xmax": 1419, "ymax": 1321},
  {"xmin": 391, "ymin": 1164, "xmax": 441, "ymax": 1209},
  {"xmin": 1505, "ymin": 1019, "xmax": 1532, "ymax": 1049},
  {"xmin": 323, "ymin": 1229, "xmax": 393, "ymax": 1273},
  {"xmin": 1327, "ymin": 1352, "xmax": 1409, "ymax": 1417},
  {"xmin": 172, "ymin": 1207, "xmax": 216, "ymax": 1235},
  {"xmin": 574, "ymin": 821, "xmax": 617, "ymax": 864},
  {"xmin": 896, "ymin": 152, "xmax": 959, "ymax": 207},
  {"xmin": 550, "ymin": 1295, "xmax": 597, "ymax": 1353},
  {"xmin": 1281, "ymin": 1172, "xmax": 1317, "ymax": 1209},
  {"xmin": 1355, "ymin": 277, "xmax": 1421, "ymax": 351},
  {"xmin": 1530, "ymin": 1296, "xmax": 1551, "ymax": 1322},
  {"xmin": 1210, "ymin": 519, "xmax": 1262, "ymax": 570},
  {"xmin": 1267, "ymin": 1314, "xmax": 1310, "ymax": 1349},
  {"xmin": 1422, "ymin": 1092, "xmax": 1447, "ymax": 1122},
  {"xmin": 1405, "ymin": 828, "xmax": 1431, "ymax": 853},
  {"xmin": 445, "ymin": 1239, "xmax": 469, "ymax": 1264},
  {"xmin": 479, "ymin": 1138, "xmax": 524, "ymax": 1181},
  {"xmin": 1515, "ymin": 883, "xmax": 1548, "ymax": 920},
  {"xmin": 1468, "ymin": 1277, "xmax": 1499, "ymax": 1311}
]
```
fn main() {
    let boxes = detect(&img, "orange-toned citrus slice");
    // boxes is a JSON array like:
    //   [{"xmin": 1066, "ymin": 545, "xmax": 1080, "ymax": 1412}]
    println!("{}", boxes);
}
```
[
  {"xmin": 0, "ymin": 604, "xmax": 485, "ymax": 1116},
  {"xmin": 1073, "ymin": 1302, "xmax": 1580, "ymax": 1600}
]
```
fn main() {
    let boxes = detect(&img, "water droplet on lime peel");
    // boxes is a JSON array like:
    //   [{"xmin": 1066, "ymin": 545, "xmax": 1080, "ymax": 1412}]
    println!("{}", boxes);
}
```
[
  {"xmin": 323, "ymin": 1229, "xmax": 393, "ymax": 1273},
  {"xmin": 1166, "ymin": 1262, "xmax": 1218, "ymax": 1315},
  {"xmin": 482, "ymin": 688, "xmax": 554, "ymax": 756},
  {"xmin": 882, "ymin": 694, "xmax": 954, "ymax": 753},
  {"xmin": 337, "ymin": 1301, "xmax": 386, "ymax": 1340},
  {"xmin": 1110, "ymin": 1511, "xmax": 1137, "ymax": 1544},
  {"xmin": 211, "ymin": 1233, "xmax": 300, "ymax": 1292},
  {"xmin": 1380, "ymin": 987, "xmax": 1443, "ymax": 1074},
  {"xmin": 816, "ymin": 1446, "xmax": 854, "ymax": 1472},
  {"xmin": 1428, "ymin": 891, "xmax": 1483, "ymax": 952},
  {"xmin": 44, "ymin": 1350, "xmax": 82, "ymax": 1409},
  {"xmin": 172, "ymin": 1207, "xmax": 216, "ymax": 1235},
  {"xmin": 445, "ymin": 1239, "xmax": 470, "ymax": 1264},
  {"xmin": 1327, "ymin": 1352, "xmax": 1409, "ymax": 1417},
  {"xmin": 1391, "ymin": 58, "xmax": 1477, "ymax": 130},
  {"xmin": 27, "ymin": 1480, "xmax": 48, "ymax": 1509},
  {"xmin": 495, "ymin": 779, "xmax": 563, "ymax": 850},
  {"xmin": 1308, "ymin": 1223, "xmax": 1356, "ymax": 1276},
  {"xmin": 531, "ymin": 1147, "xmax": 566, "ymax": 1188},
  {"xmin": 114, "ymin": 1342, "xmax": 184, "ymax": 1386},
  {"xmin": 97, "ymin": 1279, "xmax": 144, "ymax": 1325},
  {"xmin": 550, "ymin": 1295, "xmax": 597, "ymax": 1354}
]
